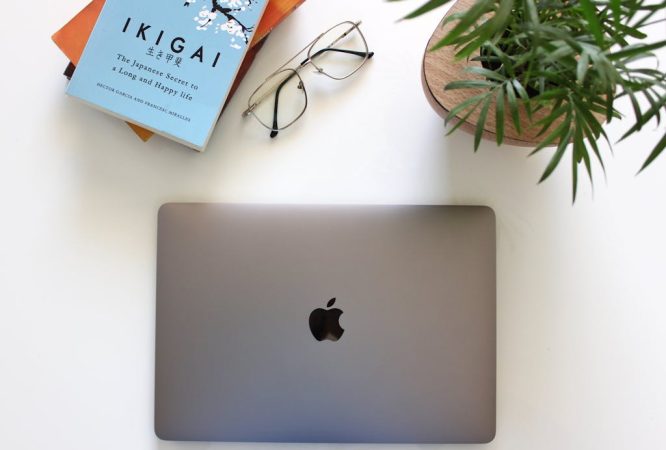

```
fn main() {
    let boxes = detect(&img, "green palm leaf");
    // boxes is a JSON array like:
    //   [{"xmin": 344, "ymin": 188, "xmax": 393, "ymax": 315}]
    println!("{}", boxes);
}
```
[{"xmin": 395, "ymin": 0, "xmax": 666, "ymax": 201}]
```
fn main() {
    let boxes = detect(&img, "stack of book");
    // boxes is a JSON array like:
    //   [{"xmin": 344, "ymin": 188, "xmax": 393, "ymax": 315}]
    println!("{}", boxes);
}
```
[{"xmin": 53, "ymin": 0, "xmax": 305, "ymax": 150}]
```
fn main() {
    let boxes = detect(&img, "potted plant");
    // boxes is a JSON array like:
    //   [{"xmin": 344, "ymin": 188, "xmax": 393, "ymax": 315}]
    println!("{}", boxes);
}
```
[{"xmin": 399, "ymin": 0, "xmax": 666, "ymax": 200}]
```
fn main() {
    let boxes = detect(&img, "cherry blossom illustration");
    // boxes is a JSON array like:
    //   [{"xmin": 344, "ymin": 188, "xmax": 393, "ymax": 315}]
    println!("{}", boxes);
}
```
[{"xmin": 184, "ymin": 0, "xmax": 257, "ymax": 48}]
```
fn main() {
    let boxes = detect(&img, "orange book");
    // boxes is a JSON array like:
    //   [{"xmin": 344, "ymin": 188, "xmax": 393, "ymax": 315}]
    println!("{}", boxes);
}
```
[{"xmin": 53, "ymin": 0, "xmax": 305, "ymax": 142}]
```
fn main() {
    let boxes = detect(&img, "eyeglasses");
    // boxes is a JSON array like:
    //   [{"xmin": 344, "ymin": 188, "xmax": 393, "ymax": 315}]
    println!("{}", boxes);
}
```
[{"xmin": 242, "ymin": 20, "xmax": 374, "ymax": 138}]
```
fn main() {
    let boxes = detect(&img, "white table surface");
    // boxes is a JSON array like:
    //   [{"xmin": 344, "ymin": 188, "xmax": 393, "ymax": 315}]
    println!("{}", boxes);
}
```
[{"xmin": 1, "ymin": 0, "xmax": 665, "ymax": 449}]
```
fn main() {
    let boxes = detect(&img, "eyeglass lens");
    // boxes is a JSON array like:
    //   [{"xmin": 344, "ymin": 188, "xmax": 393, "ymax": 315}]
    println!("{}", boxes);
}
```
[
  {"xmin": 248, "ymin": 69, "xmax": 308, "ymax": 134},
  {"xmin": 308, "ymin": 22, "xmax": 370, "ymax": 80}
]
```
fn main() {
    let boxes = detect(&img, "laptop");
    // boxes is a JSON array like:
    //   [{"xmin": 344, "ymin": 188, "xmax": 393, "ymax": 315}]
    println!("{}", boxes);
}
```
[{"xmin": 155, "ymin": 204, "xmax": 496, "ymax": 443}]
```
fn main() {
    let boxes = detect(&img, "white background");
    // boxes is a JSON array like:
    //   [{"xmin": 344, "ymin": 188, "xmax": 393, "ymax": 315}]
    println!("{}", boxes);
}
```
[{"xmin": 1, "ymin": 0, "xmax": 665, "ymax": 449}]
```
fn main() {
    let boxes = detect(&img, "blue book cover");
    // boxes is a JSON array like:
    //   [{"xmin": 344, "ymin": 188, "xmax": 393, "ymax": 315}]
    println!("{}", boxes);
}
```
[{"xmin": 67, "ymin": 0, "xmax": 268, "ymax": 151}]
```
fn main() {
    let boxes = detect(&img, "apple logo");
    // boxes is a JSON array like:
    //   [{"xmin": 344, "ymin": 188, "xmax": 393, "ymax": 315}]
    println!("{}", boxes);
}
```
[{"xmin": 309, "ymin": 298, "xmax": 345, "ymax": 342}]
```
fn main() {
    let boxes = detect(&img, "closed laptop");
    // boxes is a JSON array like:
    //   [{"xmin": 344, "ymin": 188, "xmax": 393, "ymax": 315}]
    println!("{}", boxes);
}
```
[{"xmin": 155, "ymin": 204, "xmax": 496, "ymax": 443}]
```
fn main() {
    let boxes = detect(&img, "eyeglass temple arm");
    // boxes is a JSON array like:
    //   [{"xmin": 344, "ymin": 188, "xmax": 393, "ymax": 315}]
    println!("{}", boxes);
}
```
[
  {"xmin": 270, "ymin": 70, "xmax": 300, "ymax": 138},
  {"xmin": 299, "ymin": 47, "xmax": 375, "ymax": 66},
  {"xmin": 270, "ymin": 48, "xmax": 374, "ymax": 138}
]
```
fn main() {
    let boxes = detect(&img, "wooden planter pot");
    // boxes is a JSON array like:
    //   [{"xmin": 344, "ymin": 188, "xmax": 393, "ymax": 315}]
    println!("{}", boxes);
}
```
[{"xmin": 422, "ymin": 0, "xmax": 552, "ymax": 147}]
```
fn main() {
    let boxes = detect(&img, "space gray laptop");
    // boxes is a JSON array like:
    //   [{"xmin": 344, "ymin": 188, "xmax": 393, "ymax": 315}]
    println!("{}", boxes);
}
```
[{"xmin": 155, "ymin": 204, "xmax": 496, "ymax": 443}]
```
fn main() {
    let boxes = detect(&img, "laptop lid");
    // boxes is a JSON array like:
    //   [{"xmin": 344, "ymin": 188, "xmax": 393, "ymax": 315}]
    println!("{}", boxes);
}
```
[{"xmin": 155, "ymin": 204, "xmax": 496, "ymax": 443}]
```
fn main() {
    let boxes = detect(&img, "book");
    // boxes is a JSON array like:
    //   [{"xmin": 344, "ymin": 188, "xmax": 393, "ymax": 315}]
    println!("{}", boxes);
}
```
[
  {"xmin": 53, "ymin": 0, "xmax": 105, "ymax": 66},
  {"xmin": 66, "ymin": 0, "xmax": 269, "ymax": 151},
  {"xmin": 53, "ymin": 0, "xmax": 306, "ymax": 143},
  {"xmin": 62, "ymin": 39, "xmax": 268, "ymax": 142}
]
